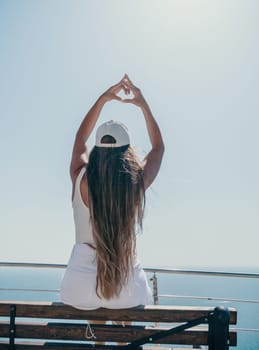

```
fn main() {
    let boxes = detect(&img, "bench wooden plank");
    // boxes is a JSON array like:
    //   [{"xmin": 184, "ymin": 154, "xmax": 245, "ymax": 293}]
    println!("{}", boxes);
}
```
[
  {"xmin": 0, "ymin": 321, "xmax": 237, "ymax": 345},
  {"xmin": 0, "ymin": 342, "xmax": 123, "ymax": 350},
  {"xmin": 0, "ymin": 301, "xmax": 237, "ymax": 324},
  {"xmin": 0, "ymin": 342, "xmax": 121, "ymax": 350}
]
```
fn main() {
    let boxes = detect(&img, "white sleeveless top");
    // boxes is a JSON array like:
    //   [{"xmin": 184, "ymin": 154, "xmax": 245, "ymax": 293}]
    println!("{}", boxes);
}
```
[
  {"xmin": 72, "ymin": 167, "xmax": 95, "ymax": 245},
  {"xmin": 61, "ymin": 166, "xmax": 153, "ymax": 309}
]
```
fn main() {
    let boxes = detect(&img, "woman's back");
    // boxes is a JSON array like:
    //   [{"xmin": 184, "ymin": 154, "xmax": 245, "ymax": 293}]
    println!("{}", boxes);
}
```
[{"xmin": 61, "ymin": 161, "xmax": 152, "ymax": 309}]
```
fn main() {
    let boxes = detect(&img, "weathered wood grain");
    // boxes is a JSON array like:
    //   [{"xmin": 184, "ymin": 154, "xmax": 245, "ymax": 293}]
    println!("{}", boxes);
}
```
[
  {"xmin": 0, "ymin": 301, "xmax": 237, "ymax": 348},
  {"xmin": 0, "ymin": 301, "xmax": 237, "ymax": 324}
]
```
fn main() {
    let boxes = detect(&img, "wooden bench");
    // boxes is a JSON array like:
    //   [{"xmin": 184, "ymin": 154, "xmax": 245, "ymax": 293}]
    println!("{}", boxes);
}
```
[{"xmin": 0, "ymin": 301, "xmax": 237, "ymax": 349}]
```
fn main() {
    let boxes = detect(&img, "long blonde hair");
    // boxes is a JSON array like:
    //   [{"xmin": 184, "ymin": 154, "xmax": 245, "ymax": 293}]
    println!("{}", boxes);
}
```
[{"xmin": 86, "ymin": 144, "xmax": 145, "ymax": 299}]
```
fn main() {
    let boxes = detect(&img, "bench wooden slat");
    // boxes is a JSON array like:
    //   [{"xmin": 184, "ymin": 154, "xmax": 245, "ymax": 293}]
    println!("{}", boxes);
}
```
[
  {"xmin": 0, "ymin": 332, "xmax": 238, "ymax": 349},
  {"xmin": 0, "ymin": 341, "xmax": 120, "ymax": 350},
  {"xmin": 0, "ymin": 321, "xmax": 237, "ymax": 346},
  {"xmin": 0, "ymin": 301, "xmax": 237, "ymax": 324},
  {"xmin": 0, "ymin": 342, "xmax": 119, "ymax": 350}
]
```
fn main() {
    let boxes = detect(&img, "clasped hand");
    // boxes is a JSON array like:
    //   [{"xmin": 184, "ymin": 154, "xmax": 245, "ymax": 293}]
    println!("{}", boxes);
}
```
[{"xmin": 102, "ymin": 74, "xmax": 147, "ymax": 108}]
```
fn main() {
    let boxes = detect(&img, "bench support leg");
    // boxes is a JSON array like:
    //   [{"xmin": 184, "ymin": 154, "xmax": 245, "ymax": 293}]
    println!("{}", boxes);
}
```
[
  {"xmin": 9, "ymin": 304, "xmax": 16, "ymax": 350},
  {"xmin": 208, "ymin": 306, "xmax": 230, "ymax": 350}
]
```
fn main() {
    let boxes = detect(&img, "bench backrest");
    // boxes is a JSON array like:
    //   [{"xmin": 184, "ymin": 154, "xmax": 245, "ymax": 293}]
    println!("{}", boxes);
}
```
[{"xmin": 0, "ymin": 301, "xmax": 237, "ymax": 349}]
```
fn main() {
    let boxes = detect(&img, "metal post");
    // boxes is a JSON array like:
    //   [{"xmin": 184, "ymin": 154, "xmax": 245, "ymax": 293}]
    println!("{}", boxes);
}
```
[
  {"xmin": 208, "ymin": 306, "xmax": 230, "ymax": 350},
  {"xmin": 9, "ymin": 304, "xmax": 16, "ymax": 350},
  {"xmin": 150, "ymin": 272, "xmax": 158, "ymax": 305}
]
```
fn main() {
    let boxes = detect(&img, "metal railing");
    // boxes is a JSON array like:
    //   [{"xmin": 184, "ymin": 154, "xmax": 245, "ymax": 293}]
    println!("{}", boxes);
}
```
[
  {"xmin": 1, "ymin": 261, "xmax": 259, "ymax": 336},
  {"xmin": 1, "ymin": 262, "xmax": 259, "ymax": 299},
  {"xmin": 1, "ymin": 261, "xmax": 259, "ymax": 277}
]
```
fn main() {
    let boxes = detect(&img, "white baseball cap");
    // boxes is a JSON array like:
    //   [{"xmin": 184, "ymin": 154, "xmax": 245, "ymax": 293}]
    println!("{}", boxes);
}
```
[{"xmin": 95, "ymin": 120, "xmax": 130, "ymax": 148}]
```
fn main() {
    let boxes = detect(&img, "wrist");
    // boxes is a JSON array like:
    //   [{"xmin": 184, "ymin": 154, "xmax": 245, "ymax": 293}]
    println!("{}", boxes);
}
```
[
  {"xmin": 98, "ymin": 94, "xmax": 108, "ymax": 105},
  {"xmin": 140, "ymin": 100, "xmax": 150, "ymax": 111}
]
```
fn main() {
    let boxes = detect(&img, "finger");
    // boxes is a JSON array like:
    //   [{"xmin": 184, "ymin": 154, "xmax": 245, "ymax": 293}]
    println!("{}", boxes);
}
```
[
  {"xmin": 110, "ymin": 81, "xmax": 124, "ymax": 94},
  {"xmin": 123, "ymin": 76, "xmax": 132, "ymax": 86},
  {"xmin": 119, "ymin": 75, "xmax": 129, "ymax": 88},
  {"xmin": 118, "ymin": 81, "xmax": 130, "ymax": 95},
  {"xmin": 122, "ymin": 80, "xmax": 133, "ymax": 93},
  {"xmin": 122, "ymin": 98, "xmax": 136, "ymax": 104},
  {"xmin": 121, "ymin": 83, "xmax": 129, "ymax": 95},
  {"xmin": 123, "ymin": 78, "xmax": 130, "ymax": 87},
  {"xmin": 123, "ymin": 82, "xmax": 137, "ymax": 97},
  {"xmin": 113, "ymin": 95, "xmax": 122, "ymax": 101},
  {"xmin": 113, "ymin": 79, "xmax": 127, "ymax": 89},
  {"xmin": 111, "ymin": 81, "xmax": 123, "ymax": 89},
  {"xmin": 124, "ymin": 78, "xmax": 137, "ymax": 93},
  {"xmin": 124, "ymin": 74, "xmax": 134, "ymax": 87},
  {"xmin": 121, "ymin": 74, "xmax": 127, "ymax": 82},
  {"xmin": 112, "ymin": 84, "xmax": 130, "ymax": 98},
  {"xmin": 124, "ymin": 85, "xmax": 131, "ymax": 95}
]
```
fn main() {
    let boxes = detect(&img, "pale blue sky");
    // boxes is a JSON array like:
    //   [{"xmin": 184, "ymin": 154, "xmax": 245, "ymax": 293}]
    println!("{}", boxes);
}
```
[{"xmin": 0, "ymin": 0, "xmax": 258, "ymax": 269}]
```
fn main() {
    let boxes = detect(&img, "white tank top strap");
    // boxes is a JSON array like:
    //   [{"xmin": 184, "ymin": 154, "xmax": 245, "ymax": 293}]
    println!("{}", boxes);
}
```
[
  {"xmin": 73, "ymin": 166, "xmax": 87, "ymax": 204},
  {"xmin": 72, "ymin": 165, "xmax": 94, "ymax": 245}
]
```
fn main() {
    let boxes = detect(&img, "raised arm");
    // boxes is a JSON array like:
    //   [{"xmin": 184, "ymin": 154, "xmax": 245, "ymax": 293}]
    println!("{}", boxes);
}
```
[
  {"xmin": 70, "ymin": 78, "xmax": 127, "ymax": 182},
  {"xmin": 123, "ymin": 75, "xmax": 165, "ymax": 189}
]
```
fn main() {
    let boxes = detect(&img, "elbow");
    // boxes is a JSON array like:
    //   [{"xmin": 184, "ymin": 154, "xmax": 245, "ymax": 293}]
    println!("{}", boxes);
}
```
[
  {"xmin": 159, "ymin": 141, "xmax": 165, "ymax": 164},
  {"xmin": 156, "ymin": 141, "xmax": 165, "ymax": 157},
  {"xmin": 161, "ymin": 141, "xmax": 165, "ymax": 155},
  {"xmin": 152, "ymin": 142, "xmax": 165, "ymax": 162}
]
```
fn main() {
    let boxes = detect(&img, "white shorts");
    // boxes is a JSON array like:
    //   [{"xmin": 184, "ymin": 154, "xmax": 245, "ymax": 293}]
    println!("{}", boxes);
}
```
[{"xmin": 60, "ymin": 244, "xmax": 152, "ymax": 310}]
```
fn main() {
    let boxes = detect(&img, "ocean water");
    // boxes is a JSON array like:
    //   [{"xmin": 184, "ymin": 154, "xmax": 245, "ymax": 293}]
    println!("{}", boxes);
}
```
[{"xmin": 0, "ymin": 266, "xmax": 259, "ymax": 349}]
